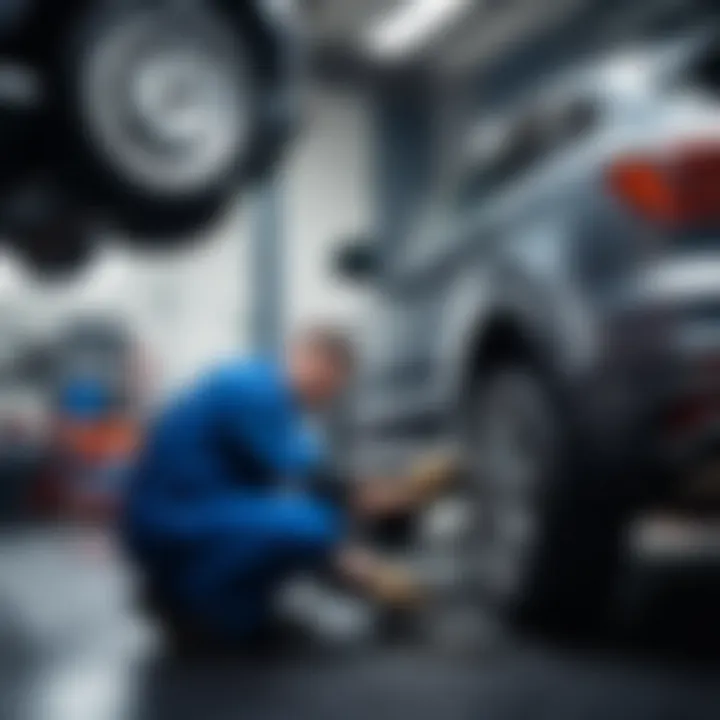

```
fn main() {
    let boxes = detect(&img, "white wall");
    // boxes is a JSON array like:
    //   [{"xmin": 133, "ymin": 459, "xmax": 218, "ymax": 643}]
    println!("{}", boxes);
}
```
[
  {"xmin": 284, "ymin": 85, "xmax": 373, "ymax": 332},
  {"xmin": 0, "ymin": 84, "xmax": 373, "ymax": 399}
]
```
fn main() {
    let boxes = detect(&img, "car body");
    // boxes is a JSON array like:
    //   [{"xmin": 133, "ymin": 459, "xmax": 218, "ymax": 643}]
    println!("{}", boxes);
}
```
[{"xmin": 342, "ymin": 33, "xmax": 720, "ymax": 641}]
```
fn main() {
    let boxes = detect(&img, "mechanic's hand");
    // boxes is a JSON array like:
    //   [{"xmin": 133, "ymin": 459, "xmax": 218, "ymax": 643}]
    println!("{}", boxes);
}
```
[
  {"xmin": 407, "ymin": 450, "xmax": 461, "ymax": 504},
  {"xmin": 337, "ymin": 548, "xmax": 425, "ymax": 608}
]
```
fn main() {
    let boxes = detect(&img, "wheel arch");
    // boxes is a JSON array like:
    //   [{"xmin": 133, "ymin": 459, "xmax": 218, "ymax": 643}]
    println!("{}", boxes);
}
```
[{"xmin": 457, "ymin": 311, "xmax": 558, "ymax": 427}]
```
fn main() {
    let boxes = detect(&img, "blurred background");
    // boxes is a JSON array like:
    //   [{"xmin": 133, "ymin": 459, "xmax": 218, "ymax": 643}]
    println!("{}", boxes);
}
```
[{"xmin": 0, "ymin": 1, "xmax": 720, "ymax": 719}]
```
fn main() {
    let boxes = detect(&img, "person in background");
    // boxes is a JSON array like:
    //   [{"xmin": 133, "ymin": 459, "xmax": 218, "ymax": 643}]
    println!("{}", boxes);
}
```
[
  {"xmin": 53, "ymin": 328, "xmax": 144, "ymax": 521},
  {"xmin": 122, "ymin": 326, "xmax": 457, "ymax": 651}
]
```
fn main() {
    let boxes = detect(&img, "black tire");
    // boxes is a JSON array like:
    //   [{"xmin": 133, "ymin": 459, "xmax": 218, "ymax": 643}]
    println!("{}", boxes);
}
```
[
  {"xmin": 49, "ymin": 0, "xmax": 261, "ymax": 241},
  {"xmin": 436, "ymin": 364, "xmax": 627, "ymax": 650},
  {"xmin": 14, "ymin": 221, "xmax": 94, "ymax": 279},
  {"xmin": 5, "ymin": 177, "xmax": 96, "ymax": 278},
  {"xmin": 0, "ymin": 79, "xmax": 44, "ymax": 192}
]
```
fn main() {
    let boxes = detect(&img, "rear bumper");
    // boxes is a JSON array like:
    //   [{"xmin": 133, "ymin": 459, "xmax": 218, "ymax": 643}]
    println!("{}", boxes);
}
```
[{"xmin": 630, "ymin": 514, "xmax": 720, "ymax": 564}]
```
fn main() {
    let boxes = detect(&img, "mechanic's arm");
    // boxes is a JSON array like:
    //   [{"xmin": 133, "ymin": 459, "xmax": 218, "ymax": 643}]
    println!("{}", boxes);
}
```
[
  {"xmin": 302, "ymin": 454, "xmax": 459, "ymax": 608},
  {"xmin": 329, "ymin": 453, "xmax": 459, "ymax": 607},
  {"xmin": 352, "ymin": 451, "xmax": 460, "ymax": 519}
]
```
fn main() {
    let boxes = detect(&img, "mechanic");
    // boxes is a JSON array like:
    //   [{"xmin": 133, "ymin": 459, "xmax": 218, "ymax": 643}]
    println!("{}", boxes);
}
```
[{"xmin": 122, "ymin": 326, "xmax": 457, "ymax": 651}]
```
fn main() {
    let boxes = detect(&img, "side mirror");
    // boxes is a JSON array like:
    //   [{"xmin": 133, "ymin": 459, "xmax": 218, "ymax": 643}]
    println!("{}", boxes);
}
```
[{"xmin": 333, "ymin": 237, "xmax": 380, "ymax": 283}]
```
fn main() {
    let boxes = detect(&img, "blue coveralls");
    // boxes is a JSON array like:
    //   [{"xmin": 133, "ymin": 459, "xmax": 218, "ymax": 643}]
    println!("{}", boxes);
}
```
[{"xmin": 122, "ymin": 359, "xmax": 345, "ymax": 638}]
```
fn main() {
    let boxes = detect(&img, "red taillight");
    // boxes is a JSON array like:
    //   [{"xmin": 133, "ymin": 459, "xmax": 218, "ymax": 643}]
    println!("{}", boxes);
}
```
[{"xmin": 607, "ymin": 143, "xmax": 720, "ymax": 227}]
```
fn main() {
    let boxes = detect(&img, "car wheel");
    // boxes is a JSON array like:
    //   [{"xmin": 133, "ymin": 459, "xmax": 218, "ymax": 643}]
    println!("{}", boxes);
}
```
[
  {"xmin": 470, "ymin": 368, "xmax": 558, "ymax": 621},
  {"xmin": 425, "ymin": 365, "xmax": 623, "ymax": 653},
  {"xmin": 51, "ymin": 1, "xmax": 259, "ymax": 240}
]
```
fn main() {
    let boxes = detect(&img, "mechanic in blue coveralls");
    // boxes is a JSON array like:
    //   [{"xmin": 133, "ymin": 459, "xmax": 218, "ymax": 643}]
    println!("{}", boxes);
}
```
[{"xmin": 123, "ymin": 326, "xmax": 456, "ymax": 647}]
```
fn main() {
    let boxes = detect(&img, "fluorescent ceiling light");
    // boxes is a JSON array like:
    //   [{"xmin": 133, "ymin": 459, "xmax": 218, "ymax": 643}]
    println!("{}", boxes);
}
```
[{"xmin": 366, "ymin": 0, "xmax": 471, "ymax": 60}]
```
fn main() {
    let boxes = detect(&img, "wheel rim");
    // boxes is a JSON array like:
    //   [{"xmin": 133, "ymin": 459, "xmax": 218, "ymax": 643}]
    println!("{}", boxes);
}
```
[
  {"xmin": 467, "ymin": 373, "xmax": 552, "ymax": 606},
  {"xmin": 81, "ymin": 9, "xmax": 250, "ymax": 196}
]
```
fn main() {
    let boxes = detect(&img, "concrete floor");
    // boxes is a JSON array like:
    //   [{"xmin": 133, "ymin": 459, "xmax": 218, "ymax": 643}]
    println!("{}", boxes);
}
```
[{"xmin": 0, "ymin": 528, "xmax": 718, "ymax": 720}]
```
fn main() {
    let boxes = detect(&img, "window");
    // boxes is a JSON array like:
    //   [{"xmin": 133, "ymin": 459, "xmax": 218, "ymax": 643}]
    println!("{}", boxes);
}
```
[
  {"xmin": 456, "ymin": 114, "xmax": 543, "ymax": 209},
  {"xmin": 538, "ymin": 97, "xmax": 598, "ymax": 149},
  {"xmin": 455, "ymin": 96, "xmax": 598, "ymax": 210}
]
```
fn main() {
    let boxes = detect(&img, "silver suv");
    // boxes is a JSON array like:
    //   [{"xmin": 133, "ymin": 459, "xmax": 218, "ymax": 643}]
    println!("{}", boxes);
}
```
[{"xmin": 338, "ymin": 33, "xmax": 720, "ymax": 641}]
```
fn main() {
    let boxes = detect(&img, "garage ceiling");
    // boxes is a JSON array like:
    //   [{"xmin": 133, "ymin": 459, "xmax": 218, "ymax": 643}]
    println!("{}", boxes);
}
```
[
  {"xmin": 304, "ymin": 0, "xmax": 594, "ymax": 72},
  {"xmin": 304, "ymin": 0, "xmax": 714, "ymax": 75},
  {"xmin": 305, "ymin": 0, "xmax": 403, "ymax": 45}
]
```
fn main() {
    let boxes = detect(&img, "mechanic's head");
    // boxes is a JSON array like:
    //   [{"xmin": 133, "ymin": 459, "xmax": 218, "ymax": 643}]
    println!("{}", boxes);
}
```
[{"xmin": 287, "ymin": 325, "xmax": 354, "ymax": 410}]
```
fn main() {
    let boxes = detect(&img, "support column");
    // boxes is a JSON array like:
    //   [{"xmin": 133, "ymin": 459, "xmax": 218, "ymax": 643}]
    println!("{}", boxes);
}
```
[
  {"xmin": 250, "ymin": 177, "xmax": 284, "ymax": 355},
  {"xmin": 371, "ymin": 69, "xmax": 440, "ymax": 276}
]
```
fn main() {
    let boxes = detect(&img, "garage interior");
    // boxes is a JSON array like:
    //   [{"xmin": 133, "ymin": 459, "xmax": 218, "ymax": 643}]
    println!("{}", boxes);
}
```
[{"xmin": 1, "ymin": 1, "xmax": 720, "ymax": 719}]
